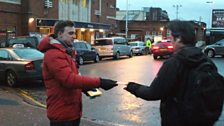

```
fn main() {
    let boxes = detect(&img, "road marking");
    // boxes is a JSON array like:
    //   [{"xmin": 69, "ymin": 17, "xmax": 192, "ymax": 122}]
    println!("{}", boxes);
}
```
[{"xmin": 20, "ymin": 90, "xmax": 46, "ymax": 108}]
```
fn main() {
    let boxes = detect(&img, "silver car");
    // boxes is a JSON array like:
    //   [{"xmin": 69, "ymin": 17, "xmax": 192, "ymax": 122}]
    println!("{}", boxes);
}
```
[
  {"xmin": 129, "ymin": 41, "xmax": 148, "ymax": 55},
  {"xmin": 203, "ymin": 39, "xmax": 224, "ymax": 58},
  {"xmin": 93, "ymin": 37, "xmax": 133, "ymax": 60}
]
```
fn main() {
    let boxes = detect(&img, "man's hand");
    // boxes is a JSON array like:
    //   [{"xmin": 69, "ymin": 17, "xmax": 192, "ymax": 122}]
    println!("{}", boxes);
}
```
[
  {"xmin": 100, "ymin": 78, "xmax": 118, "ymax": 90},
  {"xmin": 124, "ymin": 82, "xmax": 141, "ymax": 95}
]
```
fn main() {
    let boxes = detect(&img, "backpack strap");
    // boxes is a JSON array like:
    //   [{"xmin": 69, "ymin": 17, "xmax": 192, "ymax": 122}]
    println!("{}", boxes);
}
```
[{"xmin": 195, "ymin": 62, "xmax": 215, "ymax": 72}]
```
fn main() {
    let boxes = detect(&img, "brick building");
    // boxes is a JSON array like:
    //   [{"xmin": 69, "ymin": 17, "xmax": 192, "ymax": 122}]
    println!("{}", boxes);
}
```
[
  {"xmin": 117, "ymin": 20, "xmax": 206, "ymax": 42},
  {"xmin": 0, "ymin": 0, "xmax": 116, "ymax": 44},
  {"xmin": 116, "ymin": 7, "xmax": 206, "ymax": 42}
]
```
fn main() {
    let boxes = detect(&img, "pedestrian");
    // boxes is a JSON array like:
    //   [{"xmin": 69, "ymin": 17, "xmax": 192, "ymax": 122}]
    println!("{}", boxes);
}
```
[
  {"xmin": 145, "ymin": 38, "xmax": 152, "ymax": 54},
  {"xmin": 38, "ymin": 20, "xmax": 118, "ymax": 126},
  {"xmin": 124, "ymin": 20, "xmax": 223, "ymax": 126}
]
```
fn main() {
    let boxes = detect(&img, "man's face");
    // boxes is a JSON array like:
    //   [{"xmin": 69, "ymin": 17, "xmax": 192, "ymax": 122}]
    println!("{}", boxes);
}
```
[{"xmin": 58, "ymin": 26, "xmax": 76, "ymax": 46}]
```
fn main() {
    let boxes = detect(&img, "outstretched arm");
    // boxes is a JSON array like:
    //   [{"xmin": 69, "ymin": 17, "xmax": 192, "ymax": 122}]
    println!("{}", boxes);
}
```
[{"xmin": 125, "ymin": 58, "xmax": 180, "ymax": 100}]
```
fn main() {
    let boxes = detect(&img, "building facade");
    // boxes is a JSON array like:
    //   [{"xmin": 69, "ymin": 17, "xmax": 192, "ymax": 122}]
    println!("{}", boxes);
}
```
[
  {"xmin": 91, "ymin": 0, "xmax": 116, "ymax": 39},
  {"xmin": 116, "ymin": 7, "xmax": 205, "ymax": 42},
  {"xmin": 0, "ymin": 0, "xmax": 116, "ymax": 44},
  {"xmin": 117, "ymin": 20, "xmax": 206, "ymax": 42},
  {"xmin": 144, "ymin": 7, "xmax": 169, "ymax": 21}
]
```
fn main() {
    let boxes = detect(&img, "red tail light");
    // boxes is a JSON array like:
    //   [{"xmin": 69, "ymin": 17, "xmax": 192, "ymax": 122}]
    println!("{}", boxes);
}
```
[{"xmin": 25, "ymin": 62, "xmax": 35, "ymax": 71}]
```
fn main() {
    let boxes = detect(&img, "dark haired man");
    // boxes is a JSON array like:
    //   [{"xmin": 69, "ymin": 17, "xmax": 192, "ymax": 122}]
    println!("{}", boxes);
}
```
[
  {"xmin": 38, "ymin": 20, "xmax": 118, "ymax": 126},
  {"xmin": 124, "ymin": 21, "xmax": 218, "ymax": 126}
]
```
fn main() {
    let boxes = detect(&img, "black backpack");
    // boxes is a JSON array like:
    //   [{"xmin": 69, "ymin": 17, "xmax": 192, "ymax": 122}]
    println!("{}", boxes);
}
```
[{"xmin": 175, "ymin": 60, "xmax": 224, "ymax": 124}]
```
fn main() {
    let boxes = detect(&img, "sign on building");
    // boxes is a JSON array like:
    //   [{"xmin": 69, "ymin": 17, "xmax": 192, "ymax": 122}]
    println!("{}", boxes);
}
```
[{"xmin": 212, "ymin": 9, "xmax": 224, "ymax": 28}]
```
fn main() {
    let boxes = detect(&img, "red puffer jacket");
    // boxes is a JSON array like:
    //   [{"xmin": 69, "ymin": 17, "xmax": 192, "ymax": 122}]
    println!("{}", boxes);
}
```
[{"xmin": 38, "ymin": 35, "xmax": 100, "ymax": 121}]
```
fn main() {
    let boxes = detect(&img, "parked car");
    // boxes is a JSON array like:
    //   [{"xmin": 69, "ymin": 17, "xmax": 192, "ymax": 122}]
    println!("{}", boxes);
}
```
[
  {"xmin": 129, "ymin": 41, "xmax": 148, "ymax": 55},
  {"xmin": 151, "ymin": 39, "xmax": 174, "ymax": 59},
  {"xmin": 0, "ymin": 45, "xmax": 44, "ymax": 87},
  {"xmin": 203, "ymin": 39, "xmax": 224, "ymax": 58},
  {"xmin": 92, "ymin": 37, "xmax": 133, "ymax": 60},
  {"xmin": 1, "ymin": 36, "xmax": 39, "ymax": 48},
  {"xmin": 73, "ymin": 41, "xmax": 100, "ymax": 65}
]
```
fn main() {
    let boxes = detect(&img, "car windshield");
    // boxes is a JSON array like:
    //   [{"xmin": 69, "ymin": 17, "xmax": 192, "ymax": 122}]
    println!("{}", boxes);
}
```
[
  {"xmin": 129, "ymin": 43, "xmax": 138, "ymax": 46},
  {"xmin": 13, "ymin": 48, "xmax": 44, "ymax": 60},
  {"xmin": 94, "ymin": 39, "xmax": 112, "ymax": 45},
  {"xmin": 216, "ymin": 39, "xmax": 224, "ymax": 44},
  {"xmin": 8, "ymin": 37, "xmax": 38, "ymax": 48}
]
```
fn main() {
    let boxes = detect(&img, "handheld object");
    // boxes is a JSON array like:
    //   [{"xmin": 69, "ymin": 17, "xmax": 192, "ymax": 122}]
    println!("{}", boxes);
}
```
[{"xmin": 86, "ymin": 88, "xmax": 102, "ymax": 98}]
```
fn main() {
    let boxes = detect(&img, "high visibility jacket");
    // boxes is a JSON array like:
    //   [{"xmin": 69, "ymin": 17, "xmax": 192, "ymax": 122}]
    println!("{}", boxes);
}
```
[{"xmin": 146, "ymin": 40, "xmax": 152, "ymax": 48}]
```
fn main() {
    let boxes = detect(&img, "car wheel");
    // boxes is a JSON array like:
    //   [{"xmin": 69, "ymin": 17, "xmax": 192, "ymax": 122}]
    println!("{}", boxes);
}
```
[
  {"xmin": 6, "ymin": 71, "xmax": 17, "ymax": 87},
  {"xmin": 207, "ymin": 50, "xmax": 215, "ymax": 58},
  {"xmin": 114, "ymin": 52, "xmax": 120, "ymax": 59},
  {"xmin": 78, "ymin": 57, "xmax": 84, "ymax": 65},
  {"xmin": 153, "ymin": 55, "xmax": 158, "ymax": 60},
  {"xmin": 94, "ymin": 55, "xmax": 100, "ymax": 63},
  {"xmin": 129, "ymin": 51, "xmax": 133, "ymax": 57}
]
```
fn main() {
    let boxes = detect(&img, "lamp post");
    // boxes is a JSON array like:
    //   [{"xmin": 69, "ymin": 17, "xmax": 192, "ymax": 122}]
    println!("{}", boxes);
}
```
[
  {"xmin": 206, "ymin": 1, "xmax": 213, "ymax": 28},
  {"xmin": 173, "ymin": 5, "xmax": 182, "ymax": 20},
  {"xmin": 125, "ymin": 0, "xmax": 128, "ymax": 39}
]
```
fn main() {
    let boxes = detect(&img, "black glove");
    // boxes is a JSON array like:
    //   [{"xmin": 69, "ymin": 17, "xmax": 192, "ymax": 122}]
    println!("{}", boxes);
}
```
[
  {"xmin": 100, "ymin": 78, "xmax": 118, "ymax": 90},
  {"xmin": 124, "ymin": 82, "xmax": 141, "ymax": 95}
]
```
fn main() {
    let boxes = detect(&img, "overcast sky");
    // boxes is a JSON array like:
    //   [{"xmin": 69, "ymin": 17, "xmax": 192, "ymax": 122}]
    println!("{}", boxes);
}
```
[{"xmin": 116, "ymin": 0, "xmax": 224, "ymax": 28}]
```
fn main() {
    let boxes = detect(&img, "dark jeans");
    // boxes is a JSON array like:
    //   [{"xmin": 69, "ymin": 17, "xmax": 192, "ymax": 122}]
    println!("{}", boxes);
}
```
[{"xmin": 50, "ymin": 119, "xmax": 80, "ymax": 126}]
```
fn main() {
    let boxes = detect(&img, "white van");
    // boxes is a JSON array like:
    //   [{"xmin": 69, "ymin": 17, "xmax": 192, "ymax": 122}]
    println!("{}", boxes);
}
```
[{"xmin": 93, "ymin": 37, "xmax": 133, "ymax": 60}]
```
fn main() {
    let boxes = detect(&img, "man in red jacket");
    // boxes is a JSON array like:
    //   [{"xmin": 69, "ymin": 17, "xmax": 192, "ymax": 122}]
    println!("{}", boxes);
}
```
[{"xmin": 38, "ymin": 20, "xmax": 117, "ymax": 126}]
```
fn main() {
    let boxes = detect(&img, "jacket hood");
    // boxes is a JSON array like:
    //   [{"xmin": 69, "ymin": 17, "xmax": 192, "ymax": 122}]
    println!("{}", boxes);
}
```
[
  {"xmin": 38, "ymin": 35, "xmax": 65, "ymax": 53},
  {"xmin": 174, "ymin": 46, "xmax": 207, "ymax": 67}
]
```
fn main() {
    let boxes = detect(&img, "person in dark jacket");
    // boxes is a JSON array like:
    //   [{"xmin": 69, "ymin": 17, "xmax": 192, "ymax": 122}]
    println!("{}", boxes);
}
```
[
  {"xmin": 38, "ymin": 20, "xmax": 118, "ymax": 126},
  {"xmin": 124, "ymin": 21, "xmax": 217, "ymax": 126}
]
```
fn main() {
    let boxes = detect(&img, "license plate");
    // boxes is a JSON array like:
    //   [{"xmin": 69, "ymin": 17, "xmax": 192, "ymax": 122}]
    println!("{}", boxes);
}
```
[
  {"xmin": 100, "ymin": 48, "xmax": 106, "ymax": 51},
  {"xmin": 160, "ymin": 49, "xmax": 167, "ymax": 51}
]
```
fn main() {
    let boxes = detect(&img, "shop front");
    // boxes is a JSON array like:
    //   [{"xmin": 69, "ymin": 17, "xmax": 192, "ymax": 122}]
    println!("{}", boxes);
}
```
[{"xmin": 35, "ymin": 18, "xmax": 111, "ymax": 44}]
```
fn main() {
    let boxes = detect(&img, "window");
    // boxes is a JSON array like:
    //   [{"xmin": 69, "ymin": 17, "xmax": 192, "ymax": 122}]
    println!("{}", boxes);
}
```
[
  {"xmin": 0, "ymin": 50, "xmax": 9, "ymax": 60},
  {"xmin": 13, "ymin": 49, "xmax": 44, "ymax": 59},
  {"xmin": 74, "ymin": 42, "xmax": 87, "ymax": 49},
  {"xmin": 129, "ymin": 43, "xmax": 138, "ymax": 46},
  {"xmin": 0, "ymin": 0, "xmax": 21, "ymax": 4},
  {"xmin": 94, "ymin": 39, "xmax": 112, "ymax": 45},
  {"xmin": 79, "ymin": 43, "xmax": 87, "ymax": 49},
  {"xmin": 86, "ymin": 43, "xmax": 92, "ymax": 50},
  {"xmin": 7, "ymin": 37, "xmax": 38, "ymax": 48},
  {"xmin": 139, "ymin": 42, "xmax": 145, "ymax": 46},
  {"xmin": 74, "ymin": 43, "xmax": 81, "ymax": 49}
]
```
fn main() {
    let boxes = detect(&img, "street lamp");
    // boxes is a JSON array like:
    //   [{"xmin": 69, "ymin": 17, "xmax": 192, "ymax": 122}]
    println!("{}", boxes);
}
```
[
  {"xmin": 28, "ymin": 17, "xmax": 34, "ymax": 23},
  {"xmin": 206, "ymin": 1, "xmax": 213, "ymax": 28},
  {"xmin": 160, "ymin": 27, "xmax": 164, "ymax": 38},
  {"xmin": 125, "ymin": 0, "xmax": 128, "ymax": 39},
  {"xmin": 173, "ymin": 5, "xmax": 182, "ymax": 20}
]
